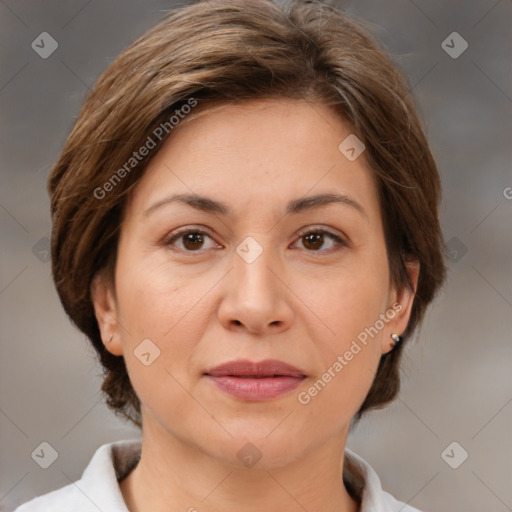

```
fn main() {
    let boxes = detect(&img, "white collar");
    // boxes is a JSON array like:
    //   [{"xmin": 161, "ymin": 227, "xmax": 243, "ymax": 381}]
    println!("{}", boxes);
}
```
[{"xmin": 15, "ymin": 438, "xmax": 422, "ymax": 512}]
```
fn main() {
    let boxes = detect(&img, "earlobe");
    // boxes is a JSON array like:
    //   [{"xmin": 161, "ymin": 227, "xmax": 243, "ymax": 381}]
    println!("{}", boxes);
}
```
[
  {"xmin": 90, "ymin": 272, "xmax": 123, "ymax": 357},
  {"xmin": 382, "ymin": 259, "xmax": 420, "ymax": 355}
]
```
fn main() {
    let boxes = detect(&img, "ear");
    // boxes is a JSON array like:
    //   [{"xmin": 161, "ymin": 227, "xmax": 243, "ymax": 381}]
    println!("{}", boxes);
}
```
[
  {"xmin": 90, "ymin": 271, "xmax": 124, "ymax": 357},
  {"xmin": 381, "ymin": 259, "xmax": 420, "ymax": 355}
]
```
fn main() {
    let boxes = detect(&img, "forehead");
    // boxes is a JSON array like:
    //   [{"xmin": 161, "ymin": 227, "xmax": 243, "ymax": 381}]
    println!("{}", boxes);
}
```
[{"xmin": 124, "ymin": 98, "xmax": 379, "ymax": 222}]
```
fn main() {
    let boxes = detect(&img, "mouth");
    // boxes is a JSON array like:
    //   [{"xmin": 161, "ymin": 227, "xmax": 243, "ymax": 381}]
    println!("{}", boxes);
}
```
[
  {"xmin": 204, "ymin": 359, "xmax": 307, "ymax": 401},
  {"xmin": 205, "ymin": 358, "xmax": 307, "ymax": 378}
]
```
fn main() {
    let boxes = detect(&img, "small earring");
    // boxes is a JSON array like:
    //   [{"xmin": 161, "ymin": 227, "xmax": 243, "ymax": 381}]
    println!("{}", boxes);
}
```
[
  {"xmin": 106, "ymin": 335, "xmax": 113, "ymax": 343},
  {"xmin": 390, "ymin": 333, "xmax": 402, "ymax": 348}
]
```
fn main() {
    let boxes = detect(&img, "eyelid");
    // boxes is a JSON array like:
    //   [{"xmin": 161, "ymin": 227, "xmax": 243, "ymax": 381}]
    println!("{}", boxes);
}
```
[
  {"xmin": 295, "ymin": 225, "xmax": 347, "ymax": 242},
  {"xmin": 162, "ymin": 225, "xmax": 219, "ymax": 248}
]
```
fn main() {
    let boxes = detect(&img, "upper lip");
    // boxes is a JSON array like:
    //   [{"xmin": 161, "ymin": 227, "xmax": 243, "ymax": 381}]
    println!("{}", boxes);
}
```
[{"xmin": 205, "ymin": 359, "xmax": 307, "ymax": 378}]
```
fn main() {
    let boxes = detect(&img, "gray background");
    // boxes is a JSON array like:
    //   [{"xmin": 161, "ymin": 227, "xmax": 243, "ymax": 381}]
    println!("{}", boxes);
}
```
[{"xmin": 1, "ymin": 0, "xmax": 511, "ymax": 511}]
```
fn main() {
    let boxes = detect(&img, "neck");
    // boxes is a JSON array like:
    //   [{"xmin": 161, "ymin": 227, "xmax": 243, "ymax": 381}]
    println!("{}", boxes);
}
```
[{"xmin": 119, "ymin": 422, "xmax": 360, "ymax": 512}]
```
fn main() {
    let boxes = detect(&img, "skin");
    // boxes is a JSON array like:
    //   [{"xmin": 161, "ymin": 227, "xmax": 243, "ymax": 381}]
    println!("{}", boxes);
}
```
[{"xmin": 91, "ymin": 98, "xmax": 419, "ymax": 512}]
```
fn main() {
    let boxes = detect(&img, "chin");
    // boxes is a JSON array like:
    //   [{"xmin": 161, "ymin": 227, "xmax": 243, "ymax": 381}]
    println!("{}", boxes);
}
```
[{"xmin": 207, "ymin": 423, "xmax": 311, "ymax": 470}]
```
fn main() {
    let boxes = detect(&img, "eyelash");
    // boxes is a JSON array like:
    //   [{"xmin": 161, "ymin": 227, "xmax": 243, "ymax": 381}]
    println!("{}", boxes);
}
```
[{"xmin": 163, "ymin": 226, "xmax": 348, "ymax": 255}]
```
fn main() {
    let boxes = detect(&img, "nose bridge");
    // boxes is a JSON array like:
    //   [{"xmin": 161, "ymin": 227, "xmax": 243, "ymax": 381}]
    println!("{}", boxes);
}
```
[
  {"xmin": 218, "ymin": 231, "xmax": 291, "ymax": 333},
  {"xmin": 233, "ymin": 233, "xmax": 280, "ymax": 303}
]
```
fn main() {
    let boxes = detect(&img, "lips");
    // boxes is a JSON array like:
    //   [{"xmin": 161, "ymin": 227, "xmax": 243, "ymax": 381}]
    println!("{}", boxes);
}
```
[
  {"xmin": 205, "ymin": 359, "xmax": 307, "ymax": 378},
  {"xmin": 204, "ymin": 359, "xmax": 307, "ymax": 401}
]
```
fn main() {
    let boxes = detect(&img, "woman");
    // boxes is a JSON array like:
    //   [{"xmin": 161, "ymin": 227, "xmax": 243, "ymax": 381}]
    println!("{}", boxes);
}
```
[{"xmin": 15, "ymin": 0, "xmax": 446, "ymax": 510}]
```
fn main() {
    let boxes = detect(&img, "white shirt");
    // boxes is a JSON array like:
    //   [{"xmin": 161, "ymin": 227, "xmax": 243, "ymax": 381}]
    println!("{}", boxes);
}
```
[{"xmin": 14, "ymin": 439, "xmax": 422, "ymax": 512}]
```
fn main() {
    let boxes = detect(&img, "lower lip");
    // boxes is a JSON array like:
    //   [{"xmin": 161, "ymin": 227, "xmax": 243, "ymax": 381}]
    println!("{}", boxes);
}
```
[{"xmin": 205, "ymin": 375, "xmax": 305, "ymax": 401}]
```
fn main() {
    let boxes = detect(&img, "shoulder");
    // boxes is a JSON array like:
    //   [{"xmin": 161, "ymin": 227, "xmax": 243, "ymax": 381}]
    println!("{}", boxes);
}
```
[
  {"xmin": 13, "ymin": 483, "xmax": 90, "ymax": 512},
  {"xmin": 344, "ymin": 447, "xmax": 424, "ymax": 512},
  {"xmin": 13, "ymin": 438, "xmax": 142, "ymax": 512},
  {"xmin": 378, "ymin": 489, "xmax": 423, "ymax": 511}
]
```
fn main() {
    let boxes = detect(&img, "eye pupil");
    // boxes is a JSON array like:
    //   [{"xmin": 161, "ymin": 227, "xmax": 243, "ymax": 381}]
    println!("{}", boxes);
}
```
[
  {"xmin": 183, "ymin": 232, "xmax": 204, "ymax": 250},
  {"xmin": 303, "ymin": 233, "xmax": 324, "ymax": 251}
]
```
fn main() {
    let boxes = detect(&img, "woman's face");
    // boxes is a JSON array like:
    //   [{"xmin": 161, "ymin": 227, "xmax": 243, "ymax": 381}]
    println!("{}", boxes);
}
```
[{"xmin": 93, "ymin": 98, "xmax": 417, "ymax": 468}]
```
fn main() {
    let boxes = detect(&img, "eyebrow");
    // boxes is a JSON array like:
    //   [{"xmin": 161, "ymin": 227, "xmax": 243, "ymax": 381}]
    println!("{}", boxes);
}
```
[{"xmin": 143, "ymin": 192, "xmax": 367, "ymax": 219}]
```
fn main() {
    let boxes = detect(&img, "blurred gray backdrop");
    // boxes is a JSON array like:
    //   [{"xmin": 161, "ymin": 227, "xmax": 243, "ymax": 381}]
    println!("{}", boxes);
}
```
[{"xmin": 1, "ymin": 1, "xmax": 511, "ymax": 511}]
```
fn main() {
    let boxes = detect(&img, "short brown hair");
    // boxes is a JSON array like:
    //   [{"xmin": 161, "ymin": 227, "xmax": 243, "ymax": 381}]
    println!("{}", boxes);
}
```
[{"xmin": 48, "ymin": 0, "xmax": 446, "ymax": 428}]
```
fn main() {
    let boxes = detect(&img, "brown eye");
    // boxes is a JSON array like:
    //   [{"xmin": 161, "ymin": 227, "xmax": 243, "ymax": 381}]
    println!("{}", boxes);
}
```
[
  {"xmin": 302, "ymin": 232, "xmax": 324, "ymax": 251},
  {"xmin": 295, "ymin": 229, "xmax": 346, "ymax": 252},
  {"xmin": 181, "ymin": 232, "xmax": 206, "ymax": 250},
  {"xmin": 165, "ymin": 229, "xmax": 217, "ymax": 252}
]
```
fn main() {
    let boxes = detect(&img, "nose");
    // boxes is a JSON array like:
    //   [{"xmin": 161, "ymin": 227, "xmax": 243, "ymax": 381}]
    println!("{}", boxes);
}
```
[{"xmin": 217, "ymin": 242, "xmax": 294, "ymax": 335}]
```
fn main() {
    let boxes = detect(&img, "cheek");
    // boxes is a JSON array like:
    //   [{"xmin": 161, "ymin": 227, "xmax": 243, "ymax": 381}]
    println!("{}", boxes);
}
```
[
  {"xmin": 305, "ymin": 239, "xmax": 390, "ymax": 344},
  {"xmin": 114, "ymin": 270, "xmax": 212, "ymax": 425},
  {"xmin": 295, "ymin": 246, "xmax": 389, "ymax": 416},
  {"xmin": 115, "ymin": 247, "xmax": 209, "ymax": 336},
  {"xmin": 296, "ymin": 293, "xmax": 385, "ymax": 429},
  {"xmin": 113, "ymin": 250, "xmax": 213, "ymax": 393}
]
